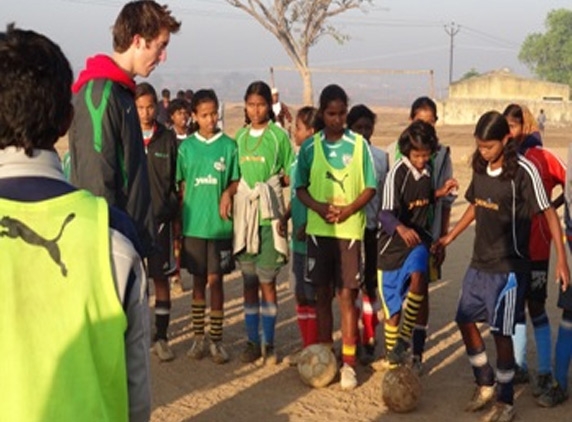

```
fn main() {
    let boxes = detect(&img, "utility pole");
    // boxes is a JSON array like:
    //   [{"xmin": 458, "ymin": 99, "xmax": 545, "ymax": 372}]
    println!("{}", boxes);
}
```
[{"xmin": 444, "ymin": 22, "xmax": 460, "ymax": 86}]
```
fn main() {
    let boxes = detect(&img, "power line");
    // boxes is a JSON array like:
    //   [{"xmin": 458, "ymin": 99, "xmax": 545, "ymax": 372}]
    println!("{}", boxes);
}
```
[{"xmin": 444, "ymin": 22, "xmax": 460, "ymax": 85}]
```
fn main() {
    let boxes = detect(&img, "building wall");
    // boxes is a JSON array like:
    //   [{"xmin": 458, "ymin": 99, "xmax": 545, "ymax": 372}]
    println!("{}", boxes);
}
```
[
  {"xmin": 449, "ymin": 72, "xmax": 570, "ymax": 102},
  {"xmin": 437, "ymin": 99, "xmax": 572, "ymax": 126}
]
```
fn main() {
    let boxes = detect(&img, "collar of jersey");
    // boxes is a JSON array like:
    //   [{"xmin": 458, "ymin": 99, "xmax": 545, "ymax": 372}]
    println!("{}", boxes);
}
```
[
  {"xmin": 0, "ymin": 147, "xmax": 68, "ymax": 182},
  {"xmin": 402, "ymin": 156, "xmax": 430, "ymax": 181},
  {"xmin": 195, "ymin": 131, "xmax": 223, "ymax": 144}
]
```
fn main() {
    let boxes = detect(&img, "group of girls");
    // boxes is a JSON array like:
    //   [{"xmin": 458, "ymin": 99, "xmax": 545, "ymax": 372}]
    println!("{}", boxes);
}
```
[{"xmin": 169, "ymin": 79, "xmax": 572, "ymax": 422}]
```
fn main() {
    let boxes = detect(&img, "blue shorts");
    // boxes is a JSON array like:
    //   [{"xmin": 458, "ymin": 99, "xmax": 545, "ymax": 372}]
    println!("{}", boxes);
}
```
[
  {"xmin": 378, "ymin": 244, "xmax": 429, "ymax": 319},
  {"xmin": 456, "ymin": 268, "xmax": 526, "ymax": 336}
]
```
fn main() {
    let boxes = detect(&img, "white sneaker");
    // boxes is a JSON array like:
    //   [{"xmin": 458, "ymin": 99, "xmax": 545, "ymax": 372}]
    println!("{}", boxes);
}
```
[
  {"xmin": 340, "ymin": 363, "xmax": 358, "ymax": 390},
  {"xmin": 209, "ymin": 339, "xmax": 229, "ymax": 364},
  {"xmin": 187, "ymin": 335, "xmax": 206, "ymax": 360},
  {"xmin": 153, "ymin": 339, "xmax": 175, "ymax": 362}
]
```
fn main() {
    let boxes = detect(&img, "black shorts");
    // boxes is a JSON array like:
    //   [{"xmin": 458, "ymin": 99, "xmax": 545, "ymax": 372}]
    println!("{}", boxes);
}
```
[
  {"xmin": 526, "ymin": 260, "xmax": 549, "ymax": 303},
  {"xmin": 147, "ymin": 222, "xmax": 176, "ymax": 279},
  {"xmin": 362, "ymin": 227, "xmax": 378, "ymax": 297},
  {"xmin": 306, "ymin": 235, "xmax": 361, "ymax": 290},
  {"xmin": 181, "ymin": 237, "xmax": 234, "ymax": 276}
]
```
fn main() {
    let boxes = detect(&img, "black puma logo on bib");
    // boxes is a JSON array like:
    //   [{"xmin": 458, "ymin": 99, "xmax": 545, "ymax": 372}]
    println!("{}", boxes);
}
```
[
  {"xmin": 325, "ymin": 171, "xmax": 349, "ymax": 193},
  {"xmin": 0, "ymin": 213, "xmax": 75, "ymax": 277}
]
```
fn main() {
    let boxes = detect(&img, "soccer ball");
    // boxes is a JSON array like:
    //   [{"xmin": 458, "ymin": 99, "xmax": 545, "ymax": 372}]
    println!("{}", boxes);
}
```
[
  {"xmin": 381, "ymin": 365, "xmax": 422, "ymax": 413},
  {"xmin": 297, "ymin": 344, "xmax": 338, "ymax": 388}
]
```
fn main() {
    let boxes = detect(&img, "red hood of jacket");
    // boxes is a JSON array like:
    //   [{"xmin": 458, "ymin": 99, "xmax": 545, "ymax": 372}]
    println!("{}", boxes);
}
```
[{"xmin": 72, "ymin": 54, "xmax": 136, "ymax": 94}]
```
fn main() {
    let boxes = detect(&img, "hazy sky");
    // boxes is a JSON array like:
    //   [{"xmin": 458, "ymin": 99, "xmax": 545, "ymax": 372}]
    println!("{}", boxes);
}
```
[{"xmin": 4, "ymin": 0, "xmax": 571, "ymax": 104}]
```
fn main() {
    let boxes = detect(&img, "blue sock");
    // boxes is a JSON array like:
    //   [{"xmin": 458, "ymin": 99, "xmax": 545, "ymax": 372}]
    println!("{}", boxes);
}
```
[
  {"xmin": 512, "ymin": 322, "xmax": 528, "ymax": 370},
  {"xmin": 244, "ymin": 304, "xmax": 260, "ymax": 344},
  {"xmin": 260, "ymin": 301, "xmax": 277, "ymax": 347},
  {"xmin": 554, "ymin": 318, "xmax": 572, "ymax": 391},
  {"xmin": 532, "ymin": 313, "xmax": 552, "ymax": 375}
]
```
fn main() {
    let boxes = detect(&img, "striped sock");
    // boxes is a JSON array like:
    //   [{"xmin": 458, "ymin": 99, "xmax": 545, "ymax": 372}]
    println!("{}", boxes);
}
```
[
  {"xmin": 191, "ymin": 299, "xmax": 206, "ymax": 336},
  {"xmin": 400, "ymin": 291, "xmax": 424, "ymax": 341},
  {"xmin": 361, "ymin": 295, "xmax": 379, "ymax": 345},
  {"xmin": 154, "ymin": 300, "xmax": 171, "ymax": 341},
  {"xmin": 468, "ymin": 348, "xmax": 495, "ymax": 386},
  {"xmin": 261, "ymin": 301, "xmax": 277, "ymax": 347},
  {"xmin": 385, "ymin": 323, "xmax": 399, "ymax": 353},
  {"xmin": 209, "ymin": 310, "xmax": 224, "ymax": 343},
  {"xmin": 244, "ymin": 304, "xmax": 260, "ymax": 344},
  {"xmin": 342, "ymin": 342, "xmax": 357, "ymax": 367},
  {"xmin": 532, "ymin": 312, "xmax": 552, "ymax": 375}
]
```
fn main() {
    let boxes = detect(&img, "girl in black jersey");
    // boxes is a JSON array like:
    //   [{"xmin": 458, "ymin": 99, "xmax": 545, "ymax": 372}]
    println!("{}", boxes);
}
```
[{"xmin": 434, "ymin": 111, "xmax": 569, "ymax": 422}]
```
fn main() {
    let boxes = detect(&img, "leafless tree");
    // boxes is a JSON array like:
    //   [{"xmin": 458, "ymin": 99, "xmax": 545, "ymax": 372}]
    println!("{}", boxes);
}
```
[{"xmin": 226, "ymin": 0, "xmax": 371, "ymax": 105}]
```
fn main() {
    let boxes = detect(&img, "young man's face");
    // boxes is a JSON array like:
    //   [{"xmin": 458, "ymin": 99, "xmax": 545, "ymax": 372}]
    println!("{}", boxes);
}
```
[
  {"xmin": 136, "ymin": 94, "xmax": 156, "ymax": 129},
  {"xmin": 133, "ymin": 29, "xmax": 170, "ymax": 77}
]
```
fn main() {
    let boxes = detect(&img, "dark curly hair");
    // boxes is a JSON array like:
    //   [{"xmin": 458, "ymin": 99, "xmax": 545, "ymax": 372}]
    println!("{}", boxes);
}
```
[{"xmin": 0, "ymin": 23, "xmax": 73, "ymax": 156}]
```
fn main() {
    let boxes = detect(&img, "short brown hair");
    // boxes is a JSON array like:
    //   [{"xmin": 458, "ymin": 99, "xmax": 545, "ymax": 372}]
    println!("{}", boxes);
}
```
[{"xmin": 112, "ymin": 1, "xmax": 181, "ymax": 53}]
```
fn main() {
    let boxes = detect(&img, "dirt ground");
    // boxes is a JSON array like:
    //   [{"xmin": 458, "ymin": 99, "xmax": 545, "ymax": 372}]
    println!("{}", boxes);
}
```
[{"xmin": 61, "ymin": 105, "xmax": 571, "ymax": 422}]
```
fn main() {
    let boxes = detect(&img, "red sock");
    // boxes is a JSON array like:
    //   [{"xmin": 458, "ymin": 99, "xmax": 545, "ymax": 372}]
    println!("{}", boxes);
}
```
[
  {"xmin": 361, "ymin": 296, "xmax": 379, "ymax": 345},
  {"xmin": 306, "ymin": 305, "xmax": 318, "ymax": 346},
  {"xmin": 296, "ymin": 305, "xmax": 309, "ymax": 346}
]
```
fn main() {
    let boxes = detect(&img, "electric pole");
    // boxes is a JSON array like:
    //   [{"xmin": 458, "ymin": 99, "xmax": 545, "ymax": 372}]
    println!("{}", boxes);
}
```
[{"xmin": 444, "ymin": 22, "xmax": 460, "ymax": 86}]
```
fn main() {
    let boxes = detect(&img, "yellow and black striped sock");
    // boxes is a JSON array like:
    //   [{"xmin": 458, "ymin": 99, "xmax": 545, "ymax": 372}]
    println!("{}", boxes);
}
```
[
  {"xmin": 191, "ymin": 299, "xmax": 206, "ymax": 336},
  {"xmin": 385, "ymin": 323, "xmax": 399, "ymax": 353},
  {"xmin": 209, "ymin": 310, "xmax": 224, "ymax": 342},
  {"xmin": 400, "ymin": 291, "xmax": 424, "ymax": 340}
]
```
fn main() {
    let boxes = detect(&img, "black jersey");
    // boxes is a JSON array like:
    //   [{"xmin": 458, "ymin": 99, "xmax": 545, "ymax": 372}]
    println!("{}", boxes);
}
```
[
  {"xmin": 467, "ymin": 156, "xmax": 550, "ymax": 272},
  {"xmin": 378, "ymin": 159, "xmax": 434, "ymax": 270}
]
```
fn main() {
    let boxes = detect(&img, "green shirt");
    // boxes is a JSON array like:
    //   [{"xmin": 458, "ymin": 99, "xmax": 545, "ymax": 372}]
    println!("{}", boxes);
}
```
[
  {"xmin": 235, "ymin": 121, "xmax": 294, "ymax": 226},
  {"xmin": 176, "ymin": 132, "xmax": 239, "ymax": 239},
  {"xmin": 290, "ymin": 156, "xmax": 307, "ymax": 254},
  {"xmin": 296, "ymin": 130, "xmax": 376, "ymax": 240}
]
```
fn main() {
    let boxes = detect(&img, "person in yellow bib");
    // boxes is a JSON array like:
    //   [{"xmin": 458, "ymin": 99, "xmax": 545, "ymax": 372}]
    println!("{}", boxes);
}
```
[
  {"xmin": 0, "ymin": 25, "xmax": 150, "ymax": 421},
  {"xmin": 296, "ymin": 84, "xmax": 377, "ymax": 390}
]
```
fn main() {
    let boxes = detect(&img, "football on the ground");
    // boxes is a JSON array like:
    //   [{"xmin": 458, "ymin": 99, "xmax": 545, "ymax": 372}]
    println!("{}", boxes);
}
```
[
  {"xmin": 297, "ymin": 344, "xmax": 338, "ymax": 388},
  {"xmin": 381, "ymin": 365, "xmax": 422, "ymax": 413}
]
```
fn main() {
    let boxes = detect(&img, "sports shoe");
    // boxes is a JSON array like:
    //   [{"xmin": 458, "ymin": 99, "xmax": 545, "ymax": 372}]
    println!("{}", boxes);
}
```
[
  {"xmin": 187, "ymin": 335, "xmax": 207, "ymax": 360},
  {"xmin": 536, "ymin": 383, "xmax": 569, "ymax": 408},
  {"xmin": 340, "ymin": 363, "xmax": 358, "ymax": 390},
  {"xmin": 263, "ymin": 344, "xmax": 279, "ymax": 365},
  {"xmin": 410, "ymin": 355, "xmax": 424, "ymax": 376},
  {"xmin": 465, "ymin": 384, "xmax": 496, "ymax": 412},
  {"xmin": 481, "ymin": 401, "xmax": 515, "ymax": 422},
  {"xmin": 209, "ymin": 339, "xmax": 229, "ymax": 364},
  {"xmin": 387, "ymin": 337, "xmax": 410, "ymax": 366},
  {"xmin": 240, "ymin": 341, "xmax": 262, "ymax": 363},
  {"xmin": 532, "ymin": 373, "xmax": 553, "ymax": 397},
  {"xmin": 153, "ymin": 339, "xmax": 175, "ymax": 362},
  {"xmin": 512, "ymin": 364, "xmax": 529, "ymax": 384}
]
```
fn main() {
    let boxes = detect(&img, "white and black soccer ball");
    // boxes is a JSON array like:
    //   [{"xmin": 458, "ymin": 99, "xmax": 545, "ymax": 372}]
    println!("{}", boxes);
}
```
[{"xmin": 297, "ymin": 344, "xmax": 338, "ymax": 388}]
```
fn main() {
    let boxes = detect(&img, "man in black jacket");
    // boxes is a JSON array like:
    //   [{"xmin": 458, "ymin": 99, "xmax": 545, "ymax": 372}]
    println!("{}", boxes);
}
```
[
  {"xmin": 135, "ymin": 82, "xmax": 179, "ymax": 361},
  {"xmin": 68, "ymin": 1, "xmax": 181, "ymax": 257}
]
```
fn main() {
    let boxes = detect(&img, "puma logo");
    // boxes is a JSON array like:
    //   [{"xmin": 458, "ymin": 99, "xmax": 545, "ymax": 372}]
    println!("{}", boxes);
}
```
[
  {"xmin": 326, "ymin": 171, "xmax": 348, "ymax": 193},
  {"xmin": 0, "ymin": 213, "xmax": 75, "ymax": 277}
]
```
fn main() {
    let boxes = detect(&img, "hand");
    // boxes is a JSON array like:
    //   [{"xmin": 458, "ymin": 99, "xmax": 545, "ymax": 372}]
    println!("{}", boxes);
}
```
[
  {"xmin": 332, "ymin": 205, "xmax": 355, "ymax": 224},
  {"xmin": 219, "ymin": 191, "xmax": 232, "ymax": 220},
  {"xmin": 555, "ymin": 259, "xmax": 570, "ymax": 292},
  {"xmin": 396, "ymin": 225, "xmax": 421, "ymax": 248},
  {"xmin": 433, "ymin": 246, "xmax": 446, "ymax": 267},
  {"xmin": 317, "ymin": 203, "xmax": 340, "ymax": 224},
  {"xmin": 436, "ymin": 178, "xmax": 459, "ymax": 198},
  {"xmin": 277, "ymin": 217, "xmax": 288, "ymax": 238}
]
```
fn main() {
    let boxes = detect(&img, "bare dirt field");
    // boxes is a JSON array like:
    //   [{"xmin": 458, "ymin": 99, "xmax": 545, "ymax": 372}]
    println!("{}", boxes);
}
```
[{"xmin": 62, "ymin": 104, "xmax": 572, "ymax": 422}]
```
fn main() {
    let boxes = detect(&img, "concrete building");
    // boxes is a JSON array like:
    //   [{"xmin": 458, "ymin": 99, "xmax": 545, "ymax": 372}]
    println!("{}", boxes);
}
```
[{"xmin": 439, "ymin": 69, "xmax": 572, "ymax": 125}]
